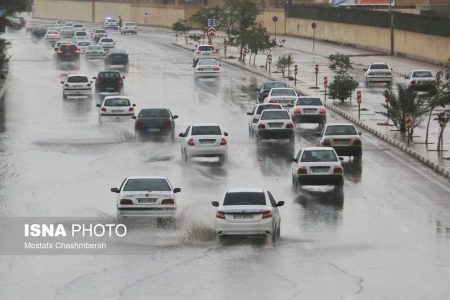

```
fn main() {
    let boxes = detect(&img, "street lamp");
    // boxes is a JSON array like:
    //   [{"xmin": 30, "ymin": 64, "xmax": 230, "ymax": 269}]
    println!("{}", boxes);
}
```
[{"xmin": 389, "ymin": 0, "xmax": 394, "ymax": 55}]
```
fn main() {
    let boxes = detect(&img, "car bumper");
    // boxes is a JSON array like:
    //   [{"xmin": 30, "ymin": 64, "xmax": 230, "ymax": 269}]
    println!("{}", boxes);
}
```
[
  {"xmin": 332, "ymin": 145, "xmax": 362, "ymax": 156},
  {"xmin": 86, "ymin": 54, "xmax": 105, "ymax": 59},
  {"xmin": 195, "ymin": 71, "xmax": 220, "ymax": 77},
  {"xmin": 122, "ymin": 29, "xmax": 137, "ymax": 33},
  {"xmin": 366, "ymin": 76, "xmax": 392, "ymax": 82},
  {"xmin": 257, "ymin": 129, "xmax": 294, "ymax": 140},
  {"xmin": 215, "ymin": 219, "xmax": 273, "ymax": 236},
  {"xmin": 136, "ymin": 128, "xmax": 173, "ymax": 136},
  {"xmin": 186, "ymin": 146, "xmax": 227, "ymax": 158},
  {"xmin": 100, "ymin": 113, "xmax": 134, "ymax": 121},
  {"xmin": 117, "ymin": 206, "xmax": 176, "ymax": 218},
  {"xmin": 292, "ymin": 114, "xmax": 326, "ymax": 124},
  {"xmin": 296, "ymin": 174, "xmax": 343, "ymax": 186},
  {"xmin": 63, "ymin": 89, "xmax": 91, "ymax": 96}
]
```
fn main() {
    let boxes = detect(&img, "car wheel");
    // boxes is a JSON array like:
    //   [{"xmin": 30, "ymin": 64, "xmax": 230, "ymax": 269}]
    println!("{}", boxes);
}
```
[
  {"xmin": 292, "ymin": 176, "xmax": 298, "ymax": 191},
  {"xmin": 365, "ymin": 80, "xmax": 369, "ymax": 88},
  {"xmin": 182, "ymin": 149, "xmax": 188, "ymax": 162},
  {"xmin": 289, "ymin": 136, "xmax": 295, "ymax": 147},
  {"xmin": 218, "ymin": 155, "xmax": 226, "ymax": 165},
  {"xmin": 277, "ymin": 224, "xmax": 281, "ymax": 239},
  {"xmin": 354, "ymin": 151, "xmax": 362, "ymax": 161},
  {"xmin": 62, "ymin": 93, "xmax": 67, "ymax": 100},
  {"xmin": 218, "ymin": 235, "xmax": 227, "ymax": 243},
  {"xmin": 256, "ymin": 135, "xmax": 262, "ymax": 146},
  {"xmin": 170, "ymin": 131, "xmax": 175, "ymax": 142},
  {"xmin": 248, "ymin": 126, "xmax": 253, "ymax": 138}
]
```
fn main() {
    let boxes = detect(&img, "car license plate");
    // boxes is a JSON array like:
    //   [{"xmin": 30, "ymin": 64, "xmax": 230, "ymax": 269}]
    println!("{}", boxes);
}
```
[
  {"xmin": 146, "ymin": 128, "xmax": 160, "ymax": 132},
  {"xmin": 303, "ymin": 109, "xmax": 316, "ymax": 114},
  {"xmin": 106, "ymin": 87, "xmax": 115, "ymax": 91},
  {"xmin": 269, "ymin": 123, "xmax": 283, "ymax": 128},
  {"xmin": 334, "ymin": 140, "xmax": 350, "ymax": 145},
  {"xmin": 233, "ymin": 214, "xmax": 253, "ymax": 219},
  {"xmin": 138, "ymin": 198, "xmax": 157, "ymax": 204},
  {"xmin": 311, "ymin": 167, "xmax": 329, "ymax": 173},
  {"xmin": 112, "ymin": 110, "xmax": 122, "ymax": 113}
]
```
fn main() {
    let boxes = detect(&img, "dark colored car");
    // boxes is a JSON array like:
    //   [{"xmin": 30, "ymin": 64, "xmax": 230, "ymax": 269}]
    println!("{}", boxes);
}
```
[
  {"xmin": 56, "ymin": 44, "xmax": 80, "ymax": 62},
  {"xmin": 133, "ymin": 108, "xmax": 178, "ymax": 141},
  {"xmin": 255, "ymin": 81, "xmax": 288, "ymax": 103},
  {"xmin": 104, "ymin": 48, "xmax": 129, "ymax": 70},
  {"xmin": 93, "ymin": 71, "xmax": 125, "ymax": 94},
  {"xmin": 31, "ymin": 26, "xmax": 47, "ymax": 39}
]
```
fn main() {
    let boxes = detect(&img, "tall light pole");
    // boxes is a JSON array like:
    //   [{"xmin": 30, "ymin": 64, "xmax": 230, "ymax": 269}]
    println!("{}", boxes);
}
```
[
  {"xmin": 92, "ymin": 0, "xmax": 95, "ymax": 24},
  {"xmin": 389, "ymin": 0, "xmax": 394, "ymax": 55}
]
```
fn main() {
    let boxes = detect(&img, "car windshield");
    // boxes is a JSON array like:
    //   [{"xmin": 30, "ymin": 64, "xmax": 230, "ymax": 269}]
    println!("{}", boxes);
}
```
[
  {"xmin": 99, "ymin": 72, "xmax": 120, "ymax": 79},
  {"xmin": 263, "ymin": 82, "xmax": 287, "ymax": 90},
  {"xmin": 261, "ymin": 110, "xmax": 290, "ymax": 120},
  {"xmin": 78, "ymin": 41, "xmax": 90, "ymax": 46},
  {"xmin": 271, "ymin": 89, "xmax": 296, "ymax": 96},
  {"xmin": 47, "ymin": 30, "xmax": 58, "ymax": 33},
  {"xmin": 139, "ymin": 109, "xmax": 170, "ymax": 118},
  {"xmin": 75, "ymin": 32, "xmax": 87, "ymax": 36},
  {"xmin": 325, "ymin": 125, "xmax": 358, "ymax": 136},
  {"xmin": 412, "ymin": 71, "xmax": 433, "ymax": 78},
  {"xmin": 296, "ymin": 98, "xmax": 322, "ymax": 106},
  {"xmin": 198, "ymin": 46, "xmax": 214, "ymax": 51},
  {"xmin": 123, "ymin": 178, "xmax": 171, "ymax": 192},
  {"xmin": 256, "ymin": 104, "xmax": 282, "ymax": 114},
  {"xmin": 89, "ymin": 46, "xmax": 103, "ymax": 50},
  {"xmin": 191, "ymin": 126, "xmax": 221, "ymax": 135},
  {"xmin": 67, "ymin": 76, "xmax": 88, "ymax": 83},
  {"xmin": 301, "ymin": 150, "xmax": 338, "ymax": 162},
  {"xmin": 95, "ymin": 30, "xmax": 106, "ymax": 33},
  {"xmin": 223, "ymin": 192, "xmax": 266, "ymax": 206},
  {"xmin": 104, "ymin": 98, "xmax": 130, "ymax": 107},
  {"xmin": 370, "ymin": 64, "xmax": 389, "ymax": 70},
  {"xmin": 102, "ymin": 38, "xmax": 113, "ymax": 43},
  {"xmin": 198, "ymin": 59, "xmax": 217, "ymax": 66}
]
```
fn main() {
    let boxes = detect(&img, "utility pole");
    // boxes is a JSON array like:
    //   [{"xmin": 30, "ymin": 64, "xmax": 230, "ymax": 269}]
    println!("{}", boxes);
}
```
[
  {"xmin": 389, "ymin": 0, "xmax": 394, "ymax": 55},
  {"xmin": 92, "ymin": 0, "xmax": 95, "ymax": 24}
]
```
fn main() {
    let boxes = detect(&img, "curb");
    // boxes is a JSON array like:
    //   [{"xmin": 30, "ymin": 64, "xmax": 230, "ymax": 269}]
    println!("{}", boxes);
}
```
[{"xmin": 171, "ymin": 42, "xmax": 450, "ymax": 180}]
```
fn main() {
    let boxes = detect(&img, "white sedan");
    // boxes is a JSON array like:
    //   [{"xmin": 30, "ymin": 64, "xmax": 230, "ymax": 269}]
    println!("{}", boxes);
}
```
[
  {"xmin": 364, "ymin": 62, "xmax": 393, "ymax": 87},
  {"xmin": 120, "ymin": 22, "xmax": 138, "ymax": 34},
  {"xmin": 179, "ymin": 123, "xmax": 228, "ymax": 164},
  {"xmin": 254, "ymin": 109, "xmax": 295, "ymax": 146},
  {"xmin": 60, "ymin": 74, "xmax": 92, "ymax": 99},
  {"xmin": 99, "ymin": 37, "xmax": 116, "ymax": 52},
  {"xmin": 291, "ymin": 147, "xmax": 344, "ymax": 195},
  {"xmin": 290, "ymin": 96, "xmax": 327, "ymax": 128},
  {"xmin": 111, "ymin": 176, "xmax": 181, "ymax": 222},
  {"xmin": 76, "ymin": 40, "xmax": 91, "ymax": 55},
  {"xmin": 247, "ymin": 103, "xmax": 283, "ymax": 137},
  {"xmin": 211, "ymin": 188, "xmax": 284, "ymax": 242},
  {"xmin": 317, "ymin": 123, "xmax": 362, "ymax": 160},
  {"xmin": 405, "ymin": 70, "xmax": 435, "ymax": 90},
  {"xmin": 85, "ymin": 45, "xmax": 105, "ymax": 59},
  {"xmin": 263, "ymin": 87, "xmax": 298, "ymax": 109},
  {"xmin": 96, "ymin": 96, "xmax": 135, "ymax": 125},
  {"xmin": 194, "ymin": 58, "xmax": 221, "ymax": 77}
]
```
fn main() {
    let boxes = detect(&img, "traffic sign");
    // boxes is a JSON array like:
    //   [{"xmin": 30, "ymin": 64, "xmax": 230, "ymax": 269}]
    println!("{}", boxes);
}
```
[
  {"xmin": 315, "ymin": 64, "xmax": 319, "ymax": 74},
  {"xmin": 405, "ymin": 113, "xmax": 413, "ymax": 129},
  {"xmin": 294, "ymin": 64, "xmax": 298, "ymax": 75},
  {"xmin": 272, "ymin": 16, "xmax": 278, "ymax": 22},
  {"xmin": 268, "ymin": 54, "xmax": 272, "ymax": 64},
  {"xmin": 207, "ymin": 27, "xmax": 216, "ymax": 37},
  {"xmin": 207, "ymin": 18, "xmax": 216, "ymax": 27},
  {"xmin": 357, "ymin": 91, "xmax": 362, "ymax": 103},
  {"xmin": 311, "ymin": 22, "xmax": 316, "ymax": 29},
  {"xmin": 324, "ymin": 76, "xmax": 328, "ymax": 88}
]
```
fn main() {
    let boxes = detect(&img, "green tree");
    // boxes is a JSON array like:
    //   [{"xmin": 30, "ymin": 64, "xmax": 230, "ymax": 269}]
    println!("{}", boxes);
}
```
[
  {"xmin": 172, "ymin": 19, "xmax": 192, "ymax": 44},
  {"xmin": 276, "ymin": 55, "xmax": 287, "ymax": 77},
  {"xmin": 189, "ymin": 6, "xmax": 226, "ymax": 34},
  {"xmin": 328, "ymin": 53, "xmax": 358, "ymax": 102},
  {"xmin": 435, "ymin": 110, "xmax": 449, "ymax": 152},
  {"xmin": 329, "ymin": 53, "xmax": 353, "ymax": 75},
  {"xmin": 0, "ymin": 39, "xmax": 10, "ymax": 79},
  {"xmin": 236, "ymin": 24, "xmax": 274, "ymax": 66}
]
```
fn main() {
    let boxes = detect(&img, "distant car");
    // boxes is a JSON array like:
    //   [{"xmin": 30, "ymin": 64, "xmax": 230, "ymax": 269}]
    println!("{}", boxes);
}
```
[
  {"xmin": 211, "ymin": 188, "xmax": 283, "ymax": 242},
  {"xmin": 72, "ymin": 24, "xmax": 85, "ymax": 32},
  {"xmin": 193, "ymin": 44, "xmax": 219, "ymax": 66},
  {"xmin": 255, "ymin": 81, "xmax": 288, "ymax": 103},
  {"xmin": 104, "ymin": 48, "xmax": 129, "ymax": 70},
  {"xmin": 104, "ymin": 20, "xmax": 119, "ymax": 30},
  {"xmin": 7, "ymin": 16, "xmax": 25, "ymax": 30},
  {"xmin": 405, "ymin": 70, "xmax": 436, "ymax": 90},
  {"xmin": 111, "ymin": 176, "xmax": 181, "ymax": 223},
  {"xmin": 290, "ymin": 97, "xmax": 327, "ymax": 128},
  {"xmin": 93, "ymin": 71, "xmax": 125, "ymax": 95},
  {"xmin": 55, "ymin": 20, "xmax": 66, "ymax": 27},
  {"xmin": 134, "ymin": 108, "xmax": 178, "ymax": 142},
  {"xmin": 55, "ymin": 43, "xmax": 80, "ymax": 63},
  {"xmin": 291, "ymin": 147, "xmax": 344, "ymax": 194},
  {"xmin": 254, "ymin": 109, "xmax": 295, "ymax": 146},
  {"xmin": 45, "ymin": 29, "xmax": 60, "ymax": 44},
  {"xmin": 120, "ymin": 22, "xmax": 138, "ymax": 34},
  {"xmin": 96, "ymin": 96, "xmax": 135, "ymax": 125},
  {"xmin": 76, "ymin": 40, "xmax": 91, "ymax": 54},
  {"xmin": 60, "ymin": 26, "xmax": 75, "ymax": 39},
  {"xmin": 263, "ymin": 88, "xmax": 298, "ymax": 109},
  {"xmin": 25, "ymin": 20, "xmax": 40, "ymax": 32},
  {"xmin": 364, "ymin": 62, "xmax": 393, "ymax": 87},
  {"xmin": 85, "ymin": 44, "xmax": 105, "ymax": 59},
  {"xmin": 60, "ymin": 74, "xmax": 92, "ymax": 99},
  {"xmin": 99, "ymin": 37, "xmax": 116, "ymax": 52},
  {"xmin": 91, "ymin": 28, "xmax": 108, "ymax": 42},
  {"xmin": 247, "ymin": 103, "xmax": 283, "ymax": 137},
  {"xmin": 31, "ymin": 26, "xmax": 47, "ymax": 39},
  {"xmin": 72, "ymin": 30, "xmax": 88, "ymax": 43},
  {"xmin": 317, "ymin": 123, "xmax": 362, "ymax": 160},
  {"xmin": 53, "ymin": 41, "xmax": 71, "ymax": 54},
  {"xmin": 194, "ymin": 58, "xmax": 221, "ymax": 77},
  {"xmin": 179, "ymin": 123, "xmax": 228, "ymax": 164}
]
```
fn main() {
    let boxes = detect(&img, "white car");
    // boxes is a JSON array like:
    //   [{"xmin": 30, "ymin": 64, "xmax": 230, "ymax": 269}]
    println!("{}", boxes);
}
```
[
  {"xmin": 247, "ymin": 103, "xmax": 283, "ymax": 137},
  {"xmin": 291, "ymin": 147, "xmax": 344, "ymax": 193},
  {"xmin": 317, "ymin": 123, "xmax": 362, "ymax": 160},
  {"xmin": 290, "ymin": 96, "xmax": 327, "ymax": 128},
  {"xmin": 76, "ymin": 40, "xmax": 91, "ymax": 54},
  {"xmin": 254, "ymin": 109, "xmax": 295, "ymax": 146},
  {"xmin": 73, "ymin": 31, "xmax": 88, "ymax": 43},
  {"xmin": 193, "ymin": 44, "xmax": 219, "ymax": 66},
  {"xmin": 405, "ymin": 70, "xmax": 435, "ymax": 90},
  {"xmin": 96, "ymin": 96, "xmax": 135, "ymax": 124},
  {"xmin": 85, "ymin": 45, "xmax": 105, "ymax": 59},
  {"xmin": 211, "ymin": 188, "xmax": 283, "ymax": 242},
  {"xmin": 91, "ymin": 28, "xmax": 108, "ymax": 42},
  {"xmin": 120, "ymin": 22, "xmax": 138, "ymax": 34},
  {"xmin": 99, "ymin": 37, "xmax": 116, "ymax": 52},
  {"xmin": 72, "ymin": 24, "xmax": 85, "ymax": 32},
  {"xmin": 60, "ymin": 74, "xmax": 92, "ymax": 99},
  {"xmin": 364, "ymin": 62, "xmax": 393, "ymax": 87},
  {"xmin": 111, "ymin": 176, "xmax": 181, "ymax": 222},
  {"xmin": 194, "ymin": 58, "xmax": 221, "ymax": 77},
  {"xmin": 256, "ymin": 81, "xmax": 288, "ymax": 103},
  {"xmin": 104, "ymin": 20, "xmax": 119, "ymax": 30},
  {"xmin": 179, "ymin": 123, "xmax": 228, "ymax": 164},
  {"xmin": 45, "ymin": 29, "xmax": 60, "ymax": 43},
  {"xmin": 264, "ymin": 88, "xmax": 298, "ymax": 109}
]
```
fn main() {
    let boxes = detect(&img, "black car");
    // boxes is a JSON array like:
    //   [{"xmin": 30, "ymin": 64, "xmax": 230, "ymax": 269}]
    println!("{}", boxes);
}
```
[
  {"xmin": 133, "ymin": 108, "xmax": 178, "ymax": 141},
  {"xmin": 255, "ymin": 81, "xmax": 289, "ymax": 103},
  {"xmin": 56, "ymin": 44, "xmax": 80, "ymax": 62},
  {"xmin": 93, "ymin": 71, "xmax": 125, "ymax": 95},
  {"xmin": 31, "ymin": 26, "xmax": 47, "ymax": 39},
  {"xmin": 104, "ymin": 48, "xmax": 129, "ymax": 70}
]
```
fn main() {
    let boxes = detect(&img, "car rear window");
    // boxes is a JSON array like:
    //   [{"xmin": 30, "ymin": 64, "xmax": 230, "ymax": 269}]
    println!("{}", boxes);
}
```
[
  {"xmin": 78, "ymin": 41, "xmax": 90, "ymax": 46},
  {"xmin": 370, "ymin": 64, "xmax": 389, "ymax": 70},
  {"xmin": 256, "ymin": 104, "xmax": 282, "ymax": 114},
  {"xmin": 99, "ymin": 72, "xmax": 120, "ymax": 79},
  {"xmin": 263, "ymin": 82, "xmax": 287, "ymax": 90},
  {"xmin": 104, "ymin": 98, "xmax": 130, "ymax": 107},
  {"xmin": 412, "ymin": 71, "xmax": 433, "ymax": 78},
  {"xmin": 102, "ymin": 38, "xmax": 113, "ymax": 42},
  {"xmin": 325, "ymin": 125, "xmax": 358, "ymax": 136},
  {"xmin": 198, "ymin": 46, "xmax": 214, "ymax": 51},
  {"xmin": 89, "ymin": 45, "xmax": 103, "ymax": 50},
  {"xmin": 95, "ymin": 29, "xmax": 106, "ymax": 33},
  {"xmin": 139, "ymin": 109, "xmax": 170, "ymax": 118},
  {"xmin": 301, "ymin": 150, "xmax": 338, "ymax": 162},
  {"xmin": 223, "ymin": 192, "xmax": 266, "ymax": 206},
  {"xmin": 191, "ymin": 126, "xmax": 221, "ymax": 135},
  {"xmin": 123, "ymin": 178, "xmax": 171, "ymax": 192},
  {"xmin": 60, "ymin": 45, "xmax": 77, "ymax": 52},
  {"xmin": 67, "ymin": 76, "xmax": 88, "ymax": 83},
  {"xmin": 296, "ymin": 98, "xmax": 322, "ymax": 106},
  {"xmin": 75, "ymin": 31, "xmax": 87, "ymax": 36},
  {"xmin": 261, "ymin": 110, "xmax": 290, "ymax": 120},
  {"xmin": 271, "ymin": 89, "xmax": 296, "ymax": 96}
]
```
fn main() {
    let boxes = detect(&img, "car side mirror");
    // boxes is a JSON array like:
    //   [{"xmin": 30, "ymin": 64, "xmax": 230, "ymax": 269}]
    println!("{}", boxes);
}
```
[
  {"xmin": 96, "ymin": 104, "xmax": 101, "ymax": 107},
  {"xmin": 90, "ymin": 81, "xmax": 93, "ymax": 84},
  {"xmin": 277, "ymin": 201, "xmax": 284, "ymax": 207},
  {"xmin": 316, "ymin": 133, "xmax": 322, "ymax": 137},
  {"xmin": 122, "ymin": 76, "xmax": 125, "ymax": 79},
  {"xmin": 363, "ymin": 68, "xmax": 367, "ymax": 71},
  {"xmin": 247, "ymin": 112, "xmax": 253, "ymax": 115},
  {"xmin": 173, "ymin": 187, "xmax": 181, "ymax": 193},
  {"xmin": 224, "ymin": 132, "xmax": 228, "ymax": 136},
  {"xmin": 254, "ymin": 88, "xmax": 259, "ymax": 92},
  {"xmin": 92, "ymin": 77, "xmax": 96, "ymax": 79},
  {"xmin": 253, "ymin": 118, "xmax": 258, "ymax": 123},
  {"xmin": 191, "ymin": 49, "xmax": 195, "ymax": 52},
  {"xmin": 173, "ymin": 115, "xmax": 178, "ymax": 119},
  {"xmin": 110, "ymin": 187, "xmax": 119, "ymax": 193},
  {"xmin": 359, "ymin": 132, "xmax": 362, "ymax": 135},
  {"xmin": 287, "ymin": 103, "xmax": 293, "ymax": 107},
  {"xmin": 211, "ymin": 201, "xmax": 219, "ymax": 207},
  {"xmin": 60, "ymin": 81, "xmax": 64, "ymax": 84},
  {"xmin": 339, "ymin": 157, "xmax": 344, "ymax": 161},
  {"xmin": 132, "ymin": 116, "xmax": 137, "ymax": 119},
  {"xmin": 132, "ymin": 104, "xmax": 136, "ymax": 107},
  {"xmin": 289, "ymin": 157, "xmax": 297, "ymax": 163},
  {"xmin": 179, "ymin": 133, "xmax": 185, "ymax": 137},
  {"xmin": 391, "ymin": 68, "xmax": 393, "ymax": 71}
]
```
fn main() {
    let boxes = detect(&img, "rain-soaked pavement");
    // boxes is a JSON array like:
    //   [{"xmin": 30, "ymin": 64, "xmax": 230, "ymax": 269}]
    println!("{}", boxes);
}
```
[{"xmin": 0, "ymin": 27, "xmax": 449, "ymax": 299}]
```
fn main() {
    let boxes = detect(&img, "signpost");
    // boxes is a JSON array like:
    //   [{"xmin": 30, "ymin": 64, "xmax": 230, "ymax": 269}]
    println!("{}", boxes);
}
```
[
  {"xmin": 311, "ymin": 22, "xmax": 317, "ymax": 52},
  {"xmin": 207, "ymin": 18, "xmax": 216, "ymax": 27},
  {"xmin": 207, "ymin": 26, "xmax": 216, "ymax": 45},
  {"xmin": 144, "ymin": 12, "xmax": 148, "ymax": 24},
  {"xmin": 294, "ymin": 64, "xmax": 298, "ymax": 86},
  {"xmin": 268, "ymin": 54, "xmax": 272, "ymax": 75},
  {"xmin": 272, "ymin": 16, "xmax": 278, "ymax": 41},
  {"xmin": 314, "ymin": 64, "xmax": 319, "ymax": 88},
  {"xmin": 357, "ymin": 91, "xmax": 362, "ymax": 120},
  {"xmin": 324, "ymin": 76, "xmax": 328, "ymax": 102}
]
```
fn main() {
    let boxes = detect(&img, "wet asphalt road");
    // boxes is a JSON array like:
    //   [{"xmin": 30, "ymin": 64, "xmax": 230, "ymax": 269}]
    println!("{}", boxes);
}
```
[{"xmin": 0, "ymin": 28, "xmax": 449, "ymax": 299}]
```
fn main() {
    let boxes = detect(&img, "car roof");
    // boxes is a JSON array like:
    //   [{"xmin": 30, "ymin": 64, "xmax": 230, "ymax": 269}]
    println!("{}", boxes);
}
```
[
  {"xmin": 297, "ymin": 96, "xmax": 320, "ymax": 99},
  {"xmin": 410, "ymin": 69, "xmax": 433, "ymax": 73},
  {"xmin": 67, "ymin": 74, "xmax": 88, "ymax": 78},
  {"xmin": 197, "ymin": 44, "xmax": 214, "ymax": 47},
  {"xmin": 261, "ymin": 109, "xmax": 288, "ymax": 113},
  {"xmin": 302, "ymin": 147, "xmax": 335, "ymax": 151},
  {"xmin": 103, "ymin": 96, "xmax": 130, "ymax": 100},
  {"xmin": 256, "ymin": 103, "xmax": 282, "ymax": 107},
  {"xmin": 109, "ymin": 48, "xmax": 127, "ymax": 54},
  {"xmin": 226, "ymin": 188, "xmax": 265, "ymax": 193},
  {"xmin": 370, "ymin": 62, "xmax": 389, "ymax": 65},
  {"xmin": 126, "ymin": 176, "xmax": 168, "ymax": 180},
  {"xmin": 140, "ymin": 108, "xmax": 169, "ymax": 111},
  {"xmin": 270, "ymin": 87, "xmax": 295, "ymax": 90},
  {"xmin": 191, "ymin": 123, "xmax": 220, "ymax": 127},
  {"xmin": 325, "ymin": 123, "xmax": 357, "ymax": 128}
]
